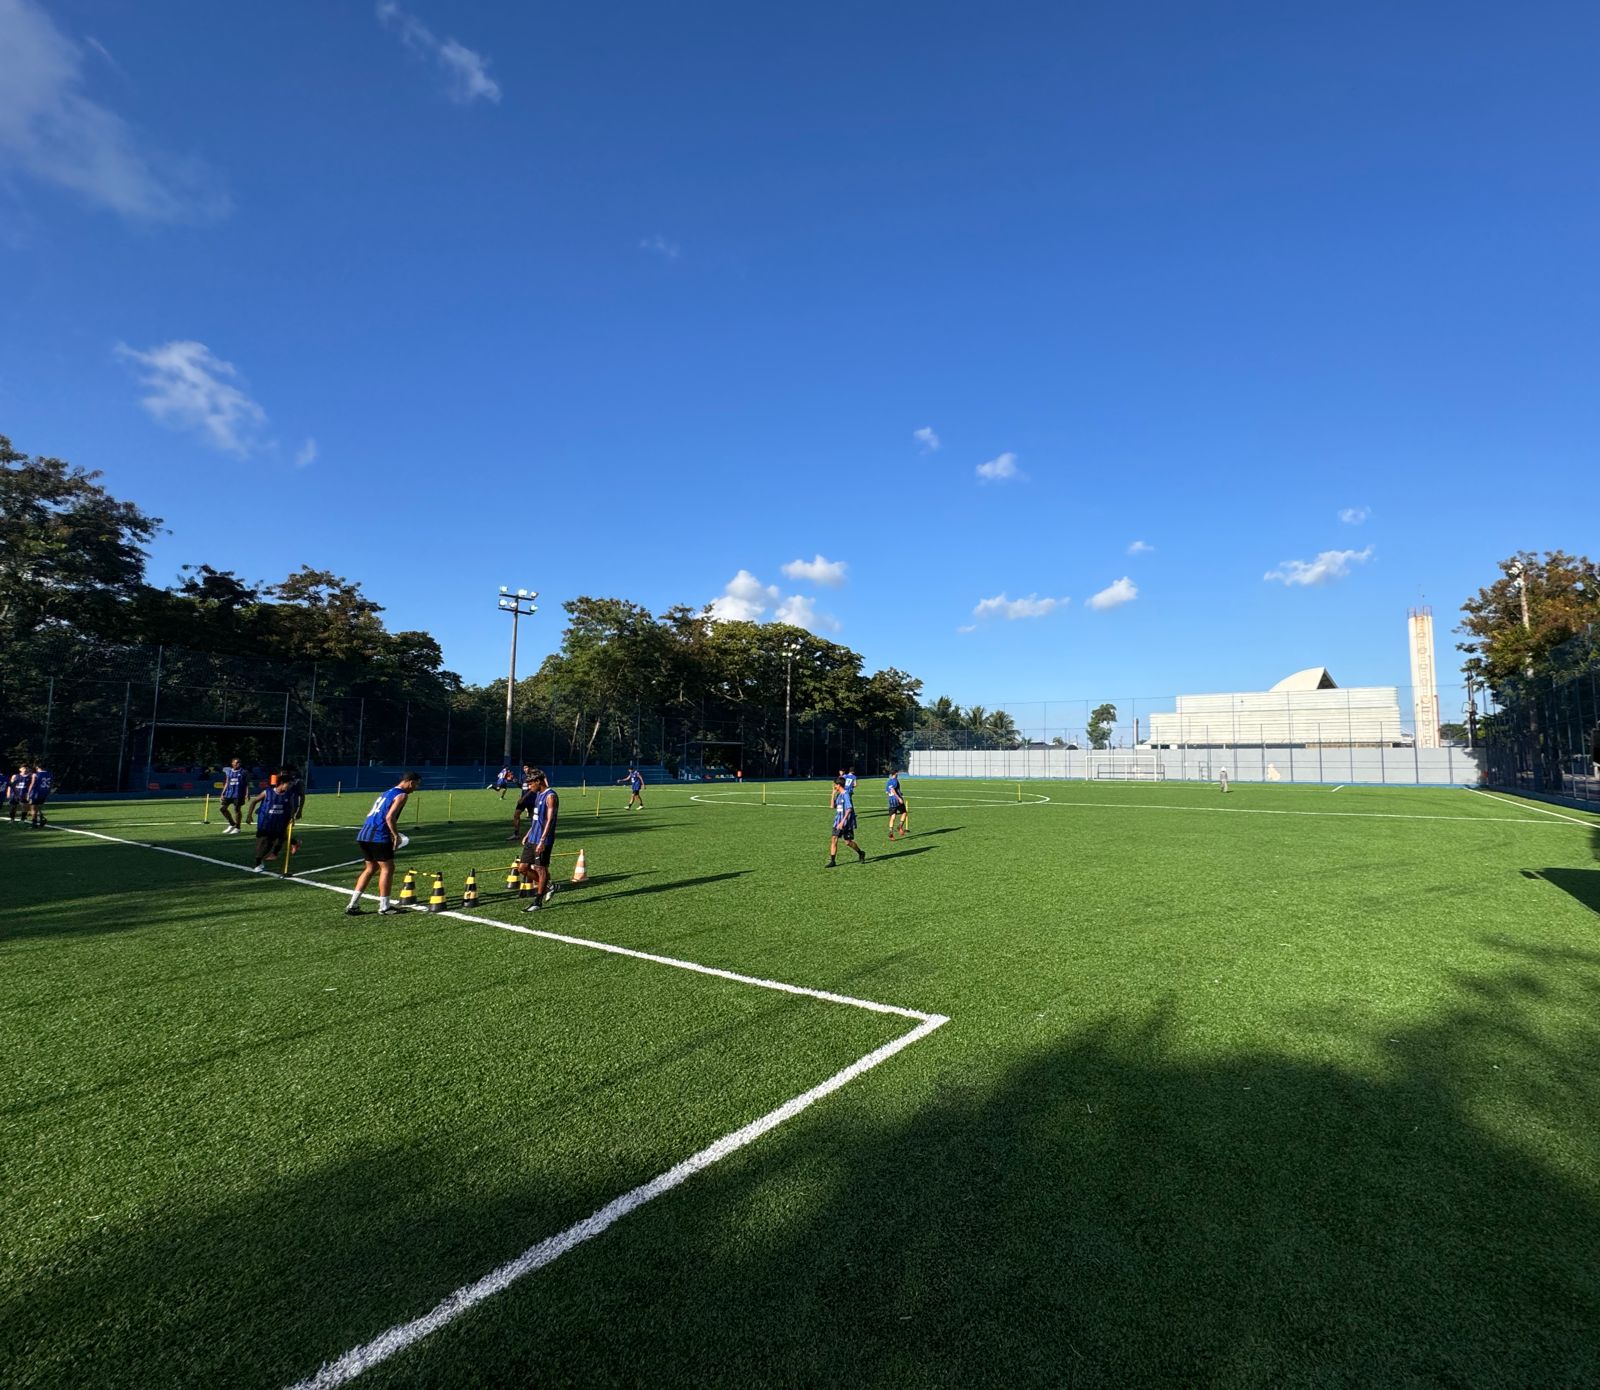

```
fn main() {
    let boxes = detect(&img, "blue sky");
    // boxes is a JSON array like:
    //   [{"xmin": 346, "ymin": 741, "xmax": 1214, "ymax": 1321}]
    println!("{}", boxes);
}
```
[{"xmin": 3, "ymin": 0, "xmax": 1595, "ymax": 720}]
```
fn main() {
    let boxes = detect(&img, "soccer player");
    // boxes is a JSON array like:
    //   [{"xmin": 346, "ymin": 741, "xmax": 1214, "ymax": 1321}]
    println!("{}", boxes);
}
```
[
  {"xmin": 617, "ymin": 766, "xmax": 645, "ymax": 809},
  {"xmin": 827, "ymin": 775, "xmax": 867, "ymax": 868},
  {"xmin": 489, "ymin": 764, "xmax": 517, "ymax": 798},
  {"xmin": 219, "ymin": 758, "xmax": 248, "ymax": 834},
  {"xmin": 346, "ymin": 771, "xmax": 420, "ymax": 916},
  {"xmin": 246, "ymin": 771, "xmax": 298, "ymax": 873},
  {"xmin": 25, "ymin": 762, "xmax": 53, "ymax": 828},
  {"xmin": 509, "ymin": 766, "xmax": 539, "ymax": 841},
  {"xmin": 516, "ymin": 768, "xmax": 559, "ymax": 911},
  {"xmin": 1219, "ymin": 768, "xmax": 1231, "ymax": 794},
  {"xmin": 7, "ymin": 764, "xmax": 28, "ymax": 822},
  {"xmin": 886, "ymin": 770, "xmax": 909, "ymax": 839},
  {"xmin": 842, "ymin": 767, "xmax": 858, "ymax": 797}
]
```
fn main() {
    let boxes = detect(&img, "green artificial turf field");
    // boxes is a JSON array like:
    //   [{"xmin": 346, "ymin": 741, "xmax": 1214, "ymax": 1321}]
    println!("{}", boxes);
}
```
[{"xmin": 4, "ymin": 778, "xmax": 1600, "ymax": 1389}]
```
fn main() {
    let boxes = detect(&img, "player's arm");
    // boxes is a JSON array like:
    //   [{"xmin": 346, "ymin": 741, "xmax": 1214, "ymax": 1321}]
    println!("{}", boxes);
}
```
[
  {"xmin": 536, "ymin": 791, "xmax": 558, "ymax": 849},
  {"xmin": 383, "ymin": 791, "xmax": 408, "ymax": 840}
]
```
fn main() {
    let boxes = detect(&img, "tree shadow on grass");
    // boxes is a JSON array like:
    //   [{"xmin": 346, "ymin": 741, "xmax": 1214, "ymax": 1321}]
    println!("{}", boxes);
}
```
[
  {"xmin": 10, "ymin": 949, "xmax": 1600, "ymax": 1388},
  {"xmin": 1534, "ymin": 867, "xmax": 1600, "ymax": 916}
]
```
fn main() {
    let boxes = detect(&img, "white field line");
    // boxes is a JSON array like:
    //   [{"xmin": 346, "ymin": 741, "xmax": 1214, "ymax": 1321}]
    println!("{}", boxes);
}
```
[
  {"xmin": 691, "ymin": 791, "xmax": 1572, "ymax": 827},
  {"xmin": 52, "ymin": 822, "xmax": 946, "ymax": 1384},
  {"xmin": 692, "ymin": 793, "xmax": 1052, "ymax": 810},
  {"xmin": 1470, "ymin": 788, "xmax": 1600, "ymax": 828},
  {"xmin": 51, "ymin": 826, "xmax": 936, "ymax": 1020},
  {"xmin": 296, "ymin": 857, "xmax": 370, "ymax": 875},
  {"xmin": 1330, "ymin": 785, "xmax": 1345, "ymax": 792},
  {"xmin": 286, "ymin": 1012, "xmax": 947, "ymax": 1390}
]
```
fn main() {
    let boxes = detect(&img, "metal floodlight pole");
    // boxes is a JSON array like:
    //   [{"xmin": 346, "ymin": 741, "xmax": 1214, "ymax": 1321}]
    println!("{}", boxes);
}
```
[
  {"xmin": 496, "ymin": 587, "xmax": 539, "ymax": 766},
  {"xmin": 780, "ymin": 638, "xmax": 802, "ymax": 778}
]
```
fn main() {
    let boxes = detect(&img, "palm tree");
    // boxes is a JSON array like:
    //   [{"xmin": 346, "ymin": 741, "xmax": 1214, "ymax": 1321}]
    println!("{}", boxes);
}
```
[{"xmin": 985, "ymin": 708, "xmax": 1021, "ymax": 749}]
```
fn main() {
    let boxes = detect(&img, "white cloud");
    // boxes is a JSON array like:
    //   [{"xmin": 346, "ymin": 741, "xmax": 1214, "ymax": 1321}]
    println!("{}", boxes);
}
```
[
  {"xmin": 376, "ymin": 2, "xmax": 501, "ymax": 104},
  {"xmin": 972, "ymin": 592, "xmax": 1067, "ymax": 621},
  {"xmin": 775, "ymin": 594, "xmax": 841, "ymax": 633},
  {"xmin": 1338, "ymin": 506, "xmax": 1370, "ymax": 525},
  {"xmin": 975, "ymin": 451, "xmax": 1023, "ymax": 483},
  {"xmin": 913, "ymin": 426, "xmax": 940, "ymax": 452},
  {"xmin": 1263, "ymin": 546, "xmax": 1374, "ymax": 587},
  {"xmin": 293, "ymin": 437, "xmax": 318, "ymax": 469},
  {"xmin": 115, "ymin": 340, "xmax": 267, "ymax": 455},
  {"xmin": 639, "ymin": 234, "xmax": 681, "ymax": 261},
  {"xmin": 708, "ymin": 569, "xmax": 779, "ymax": 622},
  {"xmin": 1127, "ymin": 539, "xmax": 1155, "ymax": 555},
  {"xmin": 0, "ymin": 0, "xmax": 227, "ymax": 222},
  {"xmin": 1087, "ymin": 576, "xmax": 1138, "ymax": 611},
  {"xmin": 780, "ymin": 554, "xmax": 847, "ymax": 587},
  {"xmin": 956, "ymin": 623, "xmax": 976, "ymax": 634}
]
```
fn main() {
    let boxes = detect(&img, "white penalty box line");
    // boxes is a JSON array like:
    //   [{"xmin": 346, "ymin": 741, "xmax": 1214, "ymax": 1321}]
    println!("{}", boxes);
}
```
[{"xmin": 49, "ymin": 824, "xmax": 948, "ymax": 1388}]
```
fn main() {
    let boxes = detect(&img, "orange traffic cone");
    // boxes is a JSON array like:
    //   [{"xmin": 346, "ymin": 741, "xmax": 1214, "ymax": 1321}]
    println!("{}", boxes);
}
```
[{"xmin": 571, "ymin": 849, "xmax": 588, "ymax": 883}]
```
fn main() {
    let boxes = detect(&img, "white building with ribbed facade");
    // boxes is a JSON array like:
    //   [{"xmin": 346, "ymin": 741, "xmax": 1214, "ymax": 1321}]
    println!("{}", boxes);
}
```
[{"xmin": 1145, "ymin": 667, "xmax": 1406, "ymax": 747}]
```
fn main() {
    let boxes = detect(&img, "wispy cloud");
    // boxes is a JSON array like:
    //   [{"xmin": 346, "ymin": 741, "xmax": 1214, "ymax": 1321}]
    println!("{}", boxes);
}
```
[
  {"xmin": 115, "ymin": 340, "xmax": 267, "ymax": 455},
  {"xmin": 972, "ymin": 592, "xmax": 1067, "ymax": 621},
  {"xmin": 1263, "ymin": 546, "xmax": 1374, "ymax": 587},
  {"xmin": 0, "ymin": 0, "xmax": 227, "ymax": 222},
  {"xmin": 376, "ymin": 2, "xmax": 501, "ymax": 104},
  {"xmin": 956, "ymin": 623, "xmax": 976, "ymax": 634},
  {"xmin": 1127, "ymin": 539, "xmax": 1154, "ymax": 555},
  {"xmin": 708, "ymin": 569, "xmax": 779, "ymax": 622},
  {"xmin": 1086, "ymin": 576, "xmax": 1138, "ymax": 611},
  {"xmin": 1338, "ymin": 506, "xmax": 1370, "ymax": 525},
  {"xmin": 781, "ymin": 554, "xmax": 847, "ymax": 587},
  {"xmin": 776, "ymin": 594, "xmax": 841, "ymax": 633},
  {"xmin": 639, "ymin": 233, "xmax": 681, "ymax": 261},
  {"xmin": 975, "ymin": 451, "xmax": 1023, "ymax": 483},
  {"xmin": 293, "ymin": 437, "xmax": 318, "ymax": 469},
  {"xmin": 913, "ymin": 426, "xmax": 940, "ymax": 452}
]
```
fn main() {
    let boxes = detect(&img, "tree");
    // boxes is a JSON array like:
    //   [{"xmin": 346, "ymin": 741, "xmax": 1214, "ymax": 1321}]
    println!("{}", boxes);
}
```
[
  {"xmin": 1438, "ymin": 722, "xmax": 1469, "ymax": 746},
  {"xmin": 0, "ymin": 435, "xmax": 162, "ymax": 639},
  {"xmin": 1088, "ymin": 702, "xmax": 1117, "ymax": 750},
  {"xmin": 1458, "ymin": 550, "xmax": 1600, "ymax": 694}
]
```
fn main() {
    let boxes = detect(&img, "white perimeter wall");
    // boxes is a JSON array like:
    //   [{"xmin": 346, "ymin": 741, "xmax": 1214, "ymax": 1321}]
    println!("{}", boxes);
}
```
[{"xmin": 909, "ymin": 745, "xmax": 1484, "ymax": 786}]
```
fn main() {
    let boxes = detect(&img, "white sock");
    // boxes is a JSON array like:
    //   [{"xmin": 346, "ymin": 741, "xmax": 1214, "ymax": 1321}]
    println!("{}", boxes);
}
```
[
  {"xmin": 379, "ymin": 896, "xmax": 390, "ymax": 909},
  {"xmin": 348, "ymin": 890, "xmax": 361, "ymax": 907}
]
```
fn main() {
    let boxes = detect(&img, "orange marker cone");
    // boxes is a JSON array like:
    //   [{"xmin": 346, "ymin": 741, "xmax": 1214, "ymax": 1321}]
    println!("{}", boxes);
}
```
[{"xmin": 571, "ymin": 848, "xmax": 588, "ymax": 883}]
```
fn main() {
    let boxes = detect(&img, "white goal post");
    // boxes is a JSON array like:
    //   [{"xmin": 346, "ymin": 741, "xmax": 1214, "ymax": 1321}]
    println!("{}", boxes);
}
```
[{"xmin": 1085, "ymin": 751, "xmax": 1165, "ymax": 781}]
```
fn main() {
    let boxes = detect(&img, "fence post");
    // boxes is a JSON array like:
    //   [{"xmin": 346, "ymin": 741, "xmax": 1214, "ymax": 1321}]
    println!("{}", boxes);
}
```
[
  {"xmin": 116, "ymin": 681, "xmax": 131, "ymax": 792},
  {"xmin": 145, "ymin": 645, "xmax": 164, "ymax": 786},
  {"xmin": 41, "ymin": 676, "xmax": 54, "ymax": 759},
  {"xmin": 354, "ymin": 698, "xmax": 365, "ymax": 791}
]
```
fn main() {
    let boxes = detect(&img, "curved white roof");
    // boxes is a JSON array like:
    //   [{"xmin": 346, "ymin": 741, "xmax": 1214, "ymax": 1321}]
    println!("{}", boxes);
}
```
[{"xmin": 1270, "ymin": 667, "xmax": 1339, "ymax": 692}]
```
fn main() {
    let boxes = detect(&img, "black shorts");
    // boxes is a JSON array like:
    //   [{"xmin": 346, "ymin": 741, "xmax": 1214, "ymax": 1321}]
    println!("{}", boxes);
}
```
[
  {"xmin": 221, "ymin": 794, "xmax": 245, "ymax": 807},
  {"xmin": 833, "ymin": 811, "xmax": 858, "ymax": 839},
  {"xmin": 255, "ymin": 833, "xmax": 286, "ymax": 859},
  {"xmin": 889, "ymin": 797, "xmax": 906, "ymax": 814},
  {"xmin": 359, "ymin": 840, "xmax": 395, "ymax": 864},
  {"xmin": 515, "ymin": 792, "xmax": 537, "ymax": 814},
  {"xmin": 519, "ymin": 840, "xmax": 553, "ymax": 868}
]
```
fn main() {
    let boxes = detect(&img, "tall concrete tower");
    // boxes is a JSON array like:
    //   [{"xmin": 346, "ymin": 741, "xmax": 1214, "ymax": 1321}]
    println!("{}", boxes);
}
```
[{"xmin": 1407, "ymin": 607, "xmax": 1441, "ymax": 749}]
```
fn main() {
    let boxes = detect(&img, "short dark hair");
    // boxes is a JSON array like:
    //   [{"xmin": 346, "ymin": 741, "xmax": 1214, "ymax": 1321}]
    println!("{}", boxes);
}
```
[
  {"xmin": 400, "ymin": 770, "xmax": 423, "ymax": 784},
  {"xmin": 527, "ymin": 767, "xmax": 548, "ymax": 784}
]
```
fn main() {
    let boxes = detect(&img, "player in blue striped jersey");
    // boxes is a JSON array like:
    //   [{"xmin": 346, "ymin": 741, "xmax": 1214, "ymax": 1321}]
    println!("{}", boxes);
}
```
[
  {"xmin": 886, "ymin": 771, "xmax": 909, "ymax": 839},
  {"xmin": 515, "ymin": 768, "xmax": 560, "ymax": 910},
  {"xmin": 219, "ymin": 758, "xmax": 249, "ymax": 835},
  {"xmin": 7, "ymin": 764, "xmax": 28, "ymax": 822},
  {"xmin": 246, "ymin": 772, "xmax": 300, "ymax": 872},
  {"xmin": 826, "ymin": 775, "xmax": 867, "ymax": 868},
  {"xmin": 346, "ymin": 771, "xmax": 421, "ymax": 915},
  {"xmin": 25, "ymin": 763, "xmax": 53, "ymax": 828}
]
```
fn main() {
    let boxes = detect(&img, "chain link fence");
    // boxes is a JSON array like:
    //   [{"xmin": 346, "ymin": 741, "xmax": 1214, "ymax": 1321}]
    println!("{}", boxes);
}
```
[{"xmin": 1478, "ymin": 627, "xmax": 1600, "ymax": 809}]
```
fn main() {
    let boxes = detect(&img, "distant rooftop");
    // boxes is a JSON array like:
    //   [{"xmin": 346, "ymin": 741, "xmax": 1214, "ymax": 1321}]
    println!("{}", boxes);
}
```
[{"xmin": 1269, "ymin": 667, "xmax": 1339, "ymax": 692}]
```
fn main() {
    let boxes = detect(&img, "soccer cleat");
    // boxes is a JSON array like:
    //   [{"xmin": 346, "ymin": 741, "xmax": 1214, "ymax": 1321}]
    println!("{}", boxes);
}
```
[
  {"xmin": 825, "ymin": 858, "xmax": 837, "ymax": 868},
  {"xmin": 523, "ymin": 901, "xmax": 540, "ymax": 912},
  {"xmin": 541, "ymin": 883, "xmax": 556, "ymax": 906},
  {"xmin": 344, "ymin": 904, "xmax": 363, "ymax": 916},
  {"xmin": 251, "ymin": 863, "xmax": 265, "ymax": 873},
  {"xmin": 857, "ymin": 849, "xmax": 867, "ymax": 862},
  {"xmin": 378, "ymin": 904, "xmax": 403, "ymax": 915}
]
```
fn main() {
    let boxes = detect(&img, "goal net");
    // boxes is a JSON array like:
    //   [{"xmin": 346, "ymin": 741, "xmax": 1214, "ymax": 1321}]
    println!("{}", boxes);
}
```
[{"xmin": 1086, "ymin": 752, "xmax": 1165, "ymax": 781}]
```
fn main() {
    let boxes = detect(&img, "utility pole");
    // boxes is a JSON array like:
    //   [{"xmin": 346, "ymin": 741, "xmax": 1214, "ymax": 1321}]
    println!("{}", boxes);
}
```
[
  {"xmin": 780, "ymin": 638, "xmax": 802, "ymax": 777},
  {"xmin": 496, "ymin": 587, "xmax": 539, "ymax": 766}
]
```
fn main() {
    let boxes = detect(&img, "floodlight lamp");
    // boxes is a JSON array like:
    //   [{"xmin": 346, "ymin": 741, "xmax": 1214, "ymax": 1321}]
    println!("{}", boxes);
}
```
[
  {"xmin": 500, "ymin": 585, "xmax": 508, "ymax": 593},
  {"xmin": 517, "ymin": 588, "xmax": 527, "ymax": 597}
]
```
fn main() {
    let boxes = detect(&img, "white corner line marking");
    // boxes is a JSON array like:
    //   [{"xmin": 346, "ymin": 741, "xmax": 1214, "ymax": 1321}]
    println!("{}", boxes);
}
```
[
  {"xmin": 1330, "ymin": 785, "xmax": 1345, "ymax": 792},
  {"xmin": 48, "ymin": 822, "xmax": 948, "ymax": 1386},
  {"xmin": 1470, "ymin": 788, "xmax": 1600, "ymax": 828},
  {"xmin": 286, "ymin": 1012, "xmax": 948, "ymax": 1390}
]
